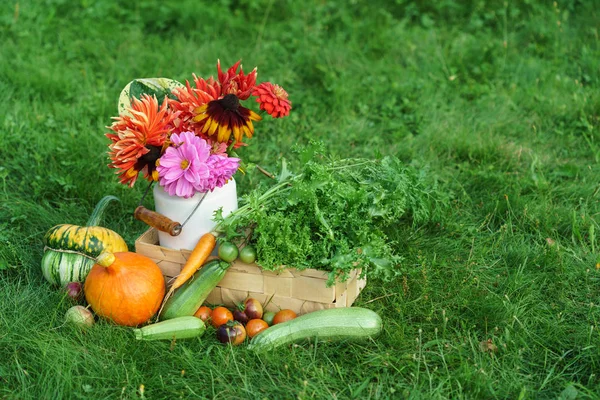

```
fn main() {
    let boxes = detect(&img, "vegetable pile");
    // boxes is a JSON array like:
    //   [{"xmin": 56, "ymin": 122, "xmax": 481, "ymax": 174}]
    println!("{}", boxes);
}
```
[
  {"xmin": 48, "ymin": 220, "xmax": 384, "ymax": 350},
  {"xmin": 41, "ymin": 195, "xmax": 128, "ymax": 286},
  {"xmin": 214, "ymin": 144, "xmax": 445, "ymax": 284},
  {"xmin": 44, "ymin": 145, "xmax": 438, "ymax": 349}
]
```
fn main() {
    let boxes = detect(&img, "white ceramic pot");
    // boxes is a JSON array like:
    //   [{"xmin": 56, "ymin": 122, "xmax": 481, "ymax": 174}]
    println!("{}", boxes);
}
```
[{"xmin": 152, "ymin": 179, "xmax": 238, "ymax": 251}]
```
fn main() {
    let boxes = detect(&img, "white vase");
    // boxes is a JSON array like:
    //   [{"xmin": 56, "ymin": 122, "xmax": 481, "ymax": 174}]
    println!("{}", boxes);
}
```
[{"xmin": 152, "ymin": 179, "xmax": 238, "ymax": 251}]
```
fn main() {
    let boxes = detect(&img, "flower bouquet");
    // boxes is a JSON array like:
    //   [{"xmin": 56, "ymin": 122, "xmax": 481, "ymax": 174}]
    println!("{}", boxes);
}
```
[{"xmin": 105, "ymin": 60, "xmax": 291, "ymax": 249}]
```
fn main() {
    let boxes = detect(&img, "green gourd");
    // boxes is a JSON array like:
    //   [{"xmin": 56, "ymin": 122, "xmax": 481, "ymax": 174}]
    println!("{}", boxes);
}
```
[{"xmin": 41, "ymin": 195, "xmax": 128, "ymax": 286}]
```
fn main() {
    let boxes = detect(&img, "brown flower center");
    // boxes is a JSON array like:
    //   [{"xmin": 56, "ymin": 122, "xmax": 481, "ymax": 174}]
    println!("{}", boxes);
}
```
[
  {"xmin": 139, "ymin": 145, "xmax": 162, "ymax": 164},
  {"xmin": 219, "ymin": 94, "xmax": 240, "ymax": 111}
]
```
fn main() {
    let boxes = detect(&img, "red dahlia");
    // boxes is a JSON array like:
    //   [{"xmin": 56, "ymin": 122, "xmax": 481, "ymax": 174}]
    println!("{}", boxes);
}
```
[{"xmin": 253, "ymin": 82, "xmax": 291, "ymax": 118}]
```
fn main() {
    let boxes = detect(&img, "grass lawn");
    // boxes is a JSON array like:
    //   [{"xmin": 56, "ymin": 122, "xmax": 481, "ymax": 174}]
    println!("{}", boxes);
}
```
[{"xmin": 1, "ymin": 0, "xmax": 599, "ymax": 398}]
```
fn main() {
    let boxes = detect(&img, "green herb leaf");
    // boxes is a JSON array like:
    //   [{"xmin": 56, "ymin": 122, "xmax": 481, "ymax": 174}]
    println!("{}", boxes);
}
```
[{"xmin": 214, "ymin": 148, "xmax": 447, "ymax": 283}]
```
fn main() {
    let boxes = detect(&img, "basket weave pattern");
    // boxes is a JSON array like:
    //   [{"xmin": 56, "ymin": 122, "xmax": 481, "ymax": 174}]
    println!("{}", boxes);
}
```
[{"xmin": 135, "ymin": 229, "xmax": 367, "ymax": 314}]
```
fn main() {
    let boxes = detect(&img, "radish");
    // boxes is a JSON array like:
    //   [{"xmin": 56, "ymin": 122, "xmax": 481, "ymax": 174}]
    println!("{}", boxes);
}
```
[{"xmin": 65, "ymin": 305, "xmax": 94, "ymax": 329}]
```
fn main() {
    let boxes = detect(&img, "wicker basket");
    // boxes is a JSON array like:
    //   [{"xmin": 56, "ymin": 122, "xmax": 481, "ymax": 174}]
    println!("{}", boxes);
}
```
[{"xmin": 134, "ymin": 228, "xmax": 367, "ymax": 314}]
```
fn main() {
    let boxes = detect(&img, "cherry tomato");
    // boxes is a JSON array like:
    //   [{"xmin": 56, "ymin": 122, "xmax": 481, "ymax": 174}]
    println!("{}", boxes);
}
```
[
  {"xmin": 246, "ymin": 319, "xmax": 269, "ymax": 338},
  {"xmin": 218, "ymin": 242, "xmax": 239, "ymax": 263},
  {"xmin": 243, "ymin": 298, "xmax": 263, "ymax": 320},
  {"xmin": 211, "ymin": 306, "xmax": 233, "ymax": 328},
  {"xmin": 262, "ymin": 311, "xmax": 276, "ymax": 326},
  {"xmin": 273, "ymin": 309, "xmax": 297, "ymax": 325},
  {"xmin": 239, "ymin": 245, "xmax": 257, "ymax": 264},
  {"xmin": 216, "ymin": 321, "xmax": 246, "ymax": 345},
  {"xmin": 193, "ymin": 305, "xmax": 212, "ymax": 322}
]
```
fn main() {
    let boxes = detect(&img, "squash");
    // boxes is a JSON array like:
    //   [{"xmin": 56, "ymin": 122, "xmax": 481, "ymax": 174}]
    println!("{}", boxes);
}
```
[
  {"xmin": 159, "ymin": 259, "xmax": 229, "ymax": 321},
  {"xmin": 84, "ymin": 251, "xmax": 166, "ymax": 327},
  {"xmin": 41, "ymin": 195, "xmax": 128, "ymax": 286},
  {"xmin": 133, "ymin": 316, "xmax": 206, "ymax": 341},
  {"xmin": 247, "ymin": 307, "xmax": 383, "ymax": 352}
]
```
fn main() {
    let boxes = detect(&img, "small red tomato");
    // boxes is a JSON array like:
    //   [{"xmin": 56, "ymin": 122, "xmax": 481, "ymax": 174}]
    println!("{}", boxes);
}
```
[
  {"xmin": 246, "ymin": 319, "xmax": 269, "ymax": 338},
  {"xmin": 243, "ymin": 298, "xmax": 263, "ymax": 320},
  {"xmin": 216, "ymin": 321, "xmax": 247, "ymax": 345},
  {"xmin": 194, "ymin": 305, "xmax": 212, "ymax": 322},
  {"xmin": 273, "ymin": 309, "xmax": 297, "ymax": 325},
  {"xmin": 211, "ymin": 306, "xmax": 233, "ymax": 328}
]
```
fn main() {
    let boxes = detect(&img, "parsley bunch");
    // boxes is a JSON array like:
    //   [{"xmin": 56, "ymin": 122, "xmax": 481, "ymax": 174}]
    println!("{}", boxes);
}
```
[{"xmin": 214, "ymin": 148, "xmax": 445, "ymax": 284}]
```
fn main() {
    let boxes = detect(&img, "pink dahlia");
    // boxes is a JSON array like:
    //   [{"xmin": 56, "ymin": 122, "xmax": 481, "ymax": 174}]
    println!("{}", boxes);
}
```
[
  {"xmin": 156, "ymin": 131, "xmax": 211, "ymax": 198},
  {"xmin": 205, "ymin": 154, "xmax": 240, "ymax": 191}
]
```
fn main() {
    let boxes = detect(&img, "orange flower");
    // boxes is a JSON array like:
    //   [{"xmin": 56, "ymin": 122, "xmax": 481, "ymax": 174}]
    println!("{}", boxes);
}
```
[
  {"xmin": 106, "ymin": 94, "xmax": 178, "ymax": 187},
  {"xmin": 192, "ymin": 94, "xmax": 262, "ymax": 143},
  {"xmin": 168, "ymin": 74, "xmax": 221, "ymax": 138},
  {"xmin": 168, "ymin": 60, "xmax": 262, "ymax": 144},
  {"xmin": 253, "ymin": 82, "xmax": 291, "ymax": 118}
]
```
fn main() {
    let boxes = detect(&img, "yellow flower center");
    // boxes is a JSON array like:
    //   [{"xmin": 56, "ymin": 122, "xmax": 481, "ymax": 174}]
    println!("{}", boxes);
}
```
[
  {"xmin": 180, "ymin": 159, "xmax": 190, "ymax": 170},
  {"xmin": 226, "ymin": 81, "xmax": 239, "ymax": 94},
  {"xmin": 273, "ymin": 84, "xmax": 288, "ymax": 100}
]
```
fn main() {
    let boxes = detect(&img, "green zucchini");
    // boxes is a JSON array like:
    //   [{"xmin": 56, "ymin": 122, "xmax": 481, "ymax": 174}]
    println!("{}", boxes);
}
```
[
  {"xmin": 247, "ymin": 307, "xmax": 383, "ymax": 352},
  {"xmin": 159, "ymin": 260, "xmax": 229, "ymax": 321},
  {"xmin": 134, "ymin": 316, "xmax": 205, "ymax": 340}
]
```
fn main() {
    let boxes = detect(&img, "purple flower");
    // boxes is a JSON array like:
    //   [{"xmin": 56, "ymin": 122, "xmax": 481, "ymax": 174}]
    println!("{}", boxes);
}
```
[
  {"xmin": 206, "ymin": 154, "xmax": 240, "ymax": 190},
  {"xmin": 156, "ymin": 131, "xmax": 210, "ymax": 198},
  {"xmin": 156, "ymin": 131, "xmax": 240, "ymax": 198}
]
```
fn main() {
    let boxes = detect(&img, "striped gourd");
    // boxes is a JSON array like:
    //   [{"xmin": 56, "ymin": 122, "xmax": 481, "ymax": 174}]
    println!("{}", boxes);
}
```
[{"xmin": 41, "ymin": 195, "xmax": 128, "ymax": 286}]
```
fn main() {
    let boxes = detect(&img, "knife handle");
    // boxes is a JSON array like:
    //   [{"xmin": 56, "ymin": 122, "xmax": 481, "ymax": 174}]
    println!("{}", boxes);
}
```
[{"xmin": 134, "ymin": 206, "xmax": 182, "ymax": 236}]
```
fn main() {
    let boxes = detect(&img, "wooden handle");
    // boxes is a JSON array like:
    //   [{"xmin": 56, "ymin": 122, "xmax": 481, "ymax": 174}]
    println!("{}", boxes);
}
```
[{"xmin": 134, "ymin": 206, "xmax": 182, "ymax": 236}]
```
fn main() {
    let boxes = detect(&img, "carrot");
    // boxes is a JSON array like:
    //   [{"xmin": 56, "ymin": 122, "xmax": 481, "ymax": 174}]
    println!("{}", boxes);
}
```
[
  {"xmin": 156, "ymin": 232, "xmax": 217, "ymax": 318},
  {"xmin": 171, "ymin": 232, "xmax": 217, "ymax": 291}
]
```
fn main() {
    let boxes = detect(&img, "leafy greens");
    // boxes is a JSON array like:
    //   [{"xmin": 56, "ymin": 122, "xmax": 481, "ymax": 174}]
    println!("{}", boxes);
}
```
[{"xmin": 214, "ymin": 145, "xmax": 445, "ymax": 285}]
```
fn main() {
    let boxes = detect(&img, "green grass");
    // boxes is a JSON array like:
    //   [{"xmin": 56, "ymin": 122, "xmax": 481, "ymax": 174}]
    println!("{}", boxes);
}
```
[{"xmin": 1, "ymin": 0, "xmax": 600, "ymax": 398}]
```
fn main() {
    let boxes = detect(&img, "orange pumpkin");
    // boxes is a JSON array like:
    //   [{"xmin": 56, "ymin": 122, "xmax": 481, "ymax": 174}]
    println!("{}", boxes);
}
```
[{"xmin": 84, "ymin": 252, "xmax": 165, "ymax": 326}]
